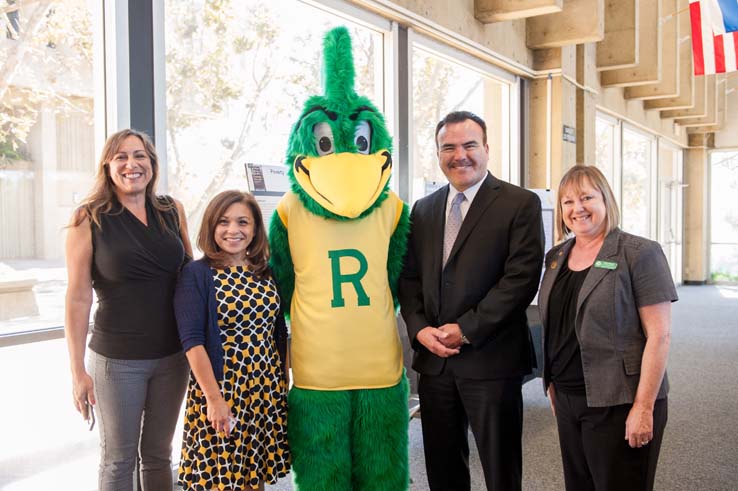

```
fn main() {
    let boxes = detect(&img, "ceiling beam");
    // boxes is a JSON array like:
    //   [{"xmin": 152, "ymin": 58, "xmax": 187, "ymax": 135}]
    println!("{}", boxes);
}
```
[
  {"xmin": 643, "ymin": 16, "xmax": 694, "ymax": 110},
  {"xmin": 600, "ymin": 0, "xmax": 660, "ymax": 87},
  {"xmin": 624, "ymin": 0, "xmax": 680, "ymax": 99},
  {"xmin": 662, "ymin": 74, "xmax": 710, "ymax": 119},
  {"xmin": 596, "ymin": 0, "xmax": 638, "ymax": 71},
  {"xmin": 475, "ymin": 0, "xmax": 562, "ymax": 23},
  {"xmin": 677, "ymin": 76, "xmax": 723, "ymax": 127},
  {"xmin": 527, "ymin": 0, "xmax": 604, "ymax": 49}
]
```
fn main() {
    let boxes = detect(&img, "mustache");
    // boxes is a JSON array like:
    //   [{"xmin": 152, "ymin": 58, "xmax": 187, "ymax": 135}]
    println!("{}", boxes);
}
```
[{"xmin": 448, "ymin": 159, "xmax": 473, "ymax": 168}]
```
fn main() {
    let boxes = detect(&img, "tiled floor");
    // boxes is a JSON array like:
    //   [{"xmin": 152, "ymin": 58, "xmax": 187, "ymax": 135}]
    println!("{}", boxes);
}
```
[
  {"xmin": 0, "ymin": 338, "xmax": 106, "ymax": 490},
  {"xmin": 0, "ymin": 337, "xmax": 488, "ymax": 491},
  {"xmin": 3, "ymin": 285, "xmax": 737, "ymax": 490}
]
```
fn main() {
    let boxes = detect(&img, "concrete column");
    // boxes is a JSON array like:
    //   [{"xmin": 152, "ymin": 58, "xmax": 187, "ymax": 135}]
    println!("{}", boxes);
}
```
[
  {"xmin": 483, "ymin": 80, "xmax": 505, "ymax": 178},
  {"xmin": 576, "ymin": 43, "xmax": 597, "ymax": 166},
  {"xmin": 683, "ymin": 133, "xmax": 711, "ymax": 283},
  {"xmin": 528, "ymin": 46, "xmax": 577, "ymax": 190},
  {"xmin": 528, "ymin": 76, "xmax": 555, "ymax": 188}
]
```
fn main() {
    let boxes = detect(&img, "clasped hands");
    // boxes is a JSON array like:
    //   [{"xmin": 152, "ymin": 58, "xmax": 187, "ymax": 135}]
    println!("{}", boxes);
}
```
[{"xmin": 416, "ymin": 323, "xmax": 464, "ymax": 358}]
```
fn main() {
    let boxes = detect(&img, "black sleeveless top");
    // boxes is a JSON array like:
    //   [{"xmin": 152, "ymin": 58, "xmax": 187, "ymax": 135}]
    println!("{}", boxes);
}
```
[
  {"xmin": 89, "ymin": 196, "xmax": 186, "ymax": 359},
  {"xmin": 545, "ymin": 260, "xmax": 590, "ymax": 394}
]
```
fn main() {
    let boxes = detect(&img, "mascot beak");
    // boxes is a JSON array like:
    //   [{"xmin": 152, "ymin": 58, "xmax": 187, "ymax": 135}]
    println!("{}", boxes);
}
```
[{"xmin": 293, "ymin": 150, "xmax": 392, "ymax": 218}]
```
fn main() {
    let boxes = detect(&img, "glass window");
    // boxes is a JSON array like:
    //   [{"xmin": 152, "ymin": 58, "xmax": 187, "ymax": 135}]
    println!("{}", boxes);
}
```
[
  {"xmin": 658, "ymin": 142, "xmax": 683, "ymax": 284},
  {"xmin": 710, "ymin": 151, "xmax": 738, "ymax": 282},
  {"xmin": 621, "ymin": 127, "xmax": 654, "ymax": 238},
  {"xmin": 0, "ymin": 0, "xmax": 99, "ymax": 336},
  {"xmin": 410, "ymin": 43, "xmax": 512, "ymax": 202},
  {"xmin": 595, "ymin": 114, "xmax": 617, "ymax": 185},
  {"xmin": 163, "ymin": 0, "xmax": 386, "ymax": 246}
]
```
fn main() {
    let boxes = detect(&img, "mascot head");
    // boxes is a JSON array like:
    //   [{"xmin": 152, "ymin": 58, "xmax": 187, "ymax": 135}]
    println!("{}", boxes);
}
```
[{"xmin": 286, "ymin": 26, "xmax": 393, "ymax": 220}]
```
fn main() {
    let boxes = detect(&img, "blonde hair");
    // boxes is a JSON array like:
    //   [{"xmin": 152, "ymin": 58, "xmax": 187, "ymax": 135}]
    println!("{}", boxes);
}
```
[
  {"xmin": 70, "ymin": 129, "xmax": 174, "ymax": 230},
  {"xmin": 555, "ymin": 165, "xmax": 620, "ymax": 239}
]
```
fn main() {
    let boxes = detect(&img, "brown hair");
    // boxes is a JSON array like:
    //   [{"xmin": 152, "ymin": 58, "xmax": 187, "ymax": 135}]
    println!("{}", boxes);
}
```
[
  {"xmin": 556, "ymin": 165, "xmax": 620, "ymax": 240},
  {"xmin": 197, "ymin": 190, "xmax": 269, "ymax": 278},
  {"xmin": 70, "ymin": 128, "xmax": 175, "ymax": 231}
]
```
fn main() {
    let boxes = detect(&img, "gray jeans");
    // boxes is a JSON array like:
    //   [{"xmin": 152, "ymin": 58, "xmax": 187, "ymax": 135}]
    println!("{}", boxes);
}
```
[{"xmin": 89, "ymin": 350, "xmax": 189, "ymax": 491}]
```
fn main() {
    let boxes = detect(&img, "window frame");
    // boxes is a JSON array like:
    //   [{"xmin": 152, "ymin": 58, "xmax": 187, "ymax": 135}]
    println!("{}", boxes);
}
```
[
  {"xmin": 621, "ymin": 123, "xmax": 657, "ymax": 239},
  {"xmin": 153, "ymin": 0, "xmax": 395, "ymax": 194},
  {"xmin": 594, "ymin": 110, "xmax": 686, "ymax": 282},
  {"xmin": 0, "ymin": 0, "xmax": 107, "ymax": 346},
  {"xmin": 708, "ymin": 150, "xmax": 738, "ymax": 282},
  {"xmin": 407, "ymin": 29, "xmax": 520, "ymax": 201},
  {"xmin": 658, "ymin": 139, "xmax": 684, "ymax": 284},
  {"xmin": 594, "ymin": 111, "xmax": 622, "ymax": 197}
]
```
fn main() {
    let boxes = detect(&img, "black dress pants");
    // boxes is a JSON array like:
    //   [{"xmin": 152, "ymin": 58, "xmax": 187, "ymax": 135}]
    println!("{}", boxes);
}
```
[
  {"xmin": 553, "ymin": 389, "xmax": 668, "ymax": 491},
  {"xmin": 418, "ymin": 369, "xmax": 524, "ymax": 491}
]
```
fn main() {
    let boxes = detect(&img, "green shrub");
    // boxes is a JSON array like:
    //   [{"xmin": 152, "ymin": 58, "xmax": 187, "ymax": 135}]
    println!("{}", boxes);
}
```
[{"xmin": 711, "ymin": 271, "xmax": 738, "ymax": 283}]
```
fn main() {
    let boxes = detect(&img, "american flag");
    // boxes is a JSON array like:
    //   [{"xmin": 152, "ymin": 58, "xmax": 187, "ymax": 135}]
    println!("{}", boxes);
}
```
[{"xmin": 689, "ymin": 0, "xmax": 738, "ymax": 75}]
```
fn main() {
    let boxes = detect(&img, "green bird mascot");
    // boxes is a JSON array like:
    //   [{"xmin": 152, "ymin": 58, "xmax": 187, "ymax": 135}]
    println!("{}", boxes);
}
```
[{"xmin": 268, "ymin": 27, "xmax": 410, "ymax": 490}]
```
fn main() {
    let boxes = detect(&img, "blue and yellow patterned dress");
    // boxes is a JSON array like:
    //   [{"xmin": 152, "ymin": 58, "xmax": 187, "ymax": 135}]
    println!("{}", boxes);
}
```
[{"xmin": 178, "ymin": 266, "xmax": 290, "ymax": 490}]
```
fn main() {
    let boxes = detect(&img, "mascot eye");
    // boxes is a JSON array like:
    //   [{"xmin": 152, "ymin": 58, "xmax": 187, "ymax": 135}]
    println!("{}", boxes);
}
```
[
  {"xmin": 320, "ymin": 137, "xmax": 332, "ymax": 152},
  {"xmin": 313, "ymin": 122, "xmax": 335, "ymax": 156},
  {"xmin": 354, "ymin": 121, "xmax": 372, "ymax": 155}
]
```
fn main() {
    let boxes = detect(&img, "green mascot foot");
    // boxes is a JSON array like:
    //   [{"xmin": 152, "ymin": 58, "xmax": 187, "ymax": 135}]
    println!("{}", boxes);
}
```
[
  {"xmin": 288, "ymin": 388, "xmax": 352, "ymax": 491},
  {"xmin": 351, "ymin": 377, "xmax": 410, "ymax": 491},
  {"xmin": 289, "ymin": 379, "xmax": 409, "ymax": 491}
]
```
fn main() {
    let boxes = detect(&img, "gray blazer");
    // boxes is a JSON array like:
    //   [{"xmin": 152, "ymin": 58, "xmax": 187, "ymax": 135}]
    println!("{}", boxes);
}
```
[{"xmin": 538, "ymin": 228, "xmax": 678, "ymax": 407}]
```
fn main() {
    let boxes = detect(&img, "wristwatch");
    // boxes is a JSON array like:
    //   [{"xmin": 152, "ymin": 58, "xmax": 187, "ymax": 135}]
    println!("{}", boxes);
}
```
[{"xmin": 460, "ymin": 332, "xmax": 471, "ymax": 345}]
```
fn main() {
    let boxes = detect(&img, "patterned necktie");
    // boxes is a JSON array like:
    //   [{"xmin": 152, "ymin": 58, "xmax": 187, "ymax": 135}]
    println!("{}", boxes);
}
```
[{"xmin": 443, "ymin": 192, "xmax": 466, "ymax": 266}]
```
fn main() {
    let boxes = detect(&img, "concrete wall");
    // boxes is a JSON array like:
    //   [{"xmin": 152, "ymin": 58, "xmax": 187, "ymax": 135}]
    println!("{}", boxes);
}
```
[
  {"xmin": 356, "ymin": 0, "xmax": 690, "ymax": 148},
  {"xmin": 360, "ymin": 0, "xmax": 533, "ymax": 67},
  {"xmin": 714, "ymin": 87, "xmax": 738, "ymax": 149}
]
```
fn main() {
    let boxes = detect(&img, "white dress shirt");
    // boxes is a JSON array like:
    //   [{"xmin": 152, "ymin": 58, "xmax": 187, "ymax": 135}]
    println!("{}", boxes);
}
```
[{"xmin": 445, "ymin": 174, "xmax": 485, "ymax": 222}]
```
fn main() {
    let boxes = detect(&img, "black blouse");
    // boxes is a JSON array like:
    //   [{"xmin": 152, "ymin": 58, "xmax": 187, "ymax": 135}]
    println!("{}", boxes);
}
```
[
  {"xmin": 545, "ymin": 260, "xmax": 590, "ymax": 394},
  {"xmin": 89, "ymin": 197, "xmax": 185, "ymax": 359}
]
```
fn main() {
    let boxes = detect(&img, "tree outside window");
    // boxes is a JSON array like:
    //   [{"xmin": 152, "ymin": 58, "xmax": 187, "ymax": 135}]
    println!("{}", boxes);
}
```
[{"xmin": 164, "ymin": 0, "xmax": 382, "ymax": 244}]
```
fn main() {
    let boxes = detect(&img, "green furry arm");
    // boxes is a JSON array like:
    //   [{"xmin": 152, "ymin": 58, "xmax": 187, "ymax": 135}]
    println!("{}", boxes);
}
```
[
  {"xmin": 387, "ymin": 202, "xmax": 410, "ymax": 310},
  {"xmin": 268, "ymin": 210, "xmax": 295, "ymax": 318}
]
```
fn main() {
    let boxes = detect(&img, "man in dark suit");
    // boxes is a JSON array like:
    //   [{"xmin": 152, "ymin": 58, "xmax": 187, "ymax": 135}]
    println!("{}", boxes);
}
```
[{"xmin": 399, "ymin": 111, "xmax": 544, "ymax": 490}]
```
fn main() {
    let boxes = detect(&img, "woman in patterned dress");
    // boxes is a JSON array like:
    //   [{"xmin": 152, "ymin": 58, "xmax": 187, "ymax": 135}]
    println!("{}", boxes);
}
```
[{"xmin": 174, "ymin": 190, "xmax": 290, "ymax": 491}]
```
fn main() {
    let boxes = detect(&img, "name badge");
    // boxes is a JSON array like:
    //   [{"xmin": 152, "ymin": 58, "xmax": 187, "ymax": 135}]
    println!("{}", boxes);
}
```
[{"xmin": 594, "ymin": 260, "xmax": 617, "ymax": 270}]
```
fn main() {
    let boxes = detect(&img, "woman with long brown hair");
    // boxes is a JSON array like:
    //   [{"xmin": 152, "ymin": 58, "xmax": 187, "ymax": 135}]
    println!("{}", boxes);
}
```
[
  {"xmin": 174, "ymin": 190, "xmax": 290, "ymax": 491},
  {"xmin": 64, "ymin": 128, "xmax": 192, "ymax": 490}
]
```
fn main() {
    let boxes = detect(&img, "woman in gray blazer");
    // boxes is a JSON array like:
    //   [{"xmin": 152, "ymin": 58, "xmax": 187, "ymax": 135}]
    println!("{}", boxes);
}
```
[{"xmin": 538, "ymin": 165, "xmax": 677, "ymax": 491}]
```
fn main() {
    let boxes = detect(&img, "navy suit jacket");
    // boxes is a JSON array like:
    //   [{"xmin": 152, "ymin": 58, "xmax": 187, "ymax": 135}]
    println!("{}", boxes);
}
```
[{"xmin": 399, "ymin": 172, "xmax": 544, "ymax": 379}]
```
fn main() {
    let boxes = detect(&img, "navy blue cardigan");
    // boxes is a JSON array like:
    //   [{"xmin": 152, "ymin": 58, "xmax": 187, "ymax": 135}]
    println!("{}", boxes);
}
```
[{"xmin": 174, "ymin": 257, "xmax": 288, "ymax": 382}]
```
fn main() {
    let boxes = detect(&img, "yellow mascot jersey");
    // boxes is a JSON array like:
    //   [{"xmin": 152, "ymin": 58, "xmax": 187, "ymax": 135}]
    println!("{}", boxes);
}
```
[{"xmin": 277, "ymin": 190, "xmax": 404, "ymax": 390}]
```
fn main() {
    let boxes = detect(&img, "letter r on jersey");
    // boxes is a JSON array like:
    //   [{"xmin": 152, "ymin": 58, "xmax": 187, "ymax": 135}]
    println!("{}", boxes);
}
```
[{"xmin": 328, "ymin": 249, "xmax": 370, "ymax": 308}]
